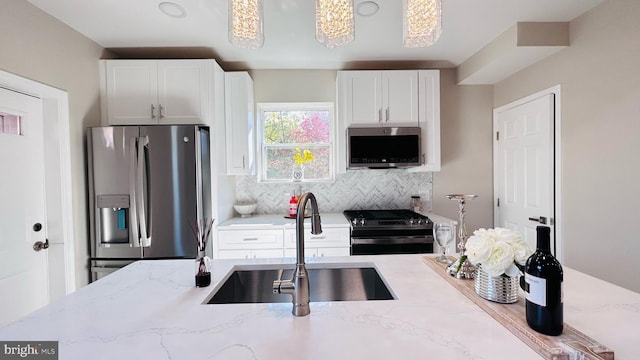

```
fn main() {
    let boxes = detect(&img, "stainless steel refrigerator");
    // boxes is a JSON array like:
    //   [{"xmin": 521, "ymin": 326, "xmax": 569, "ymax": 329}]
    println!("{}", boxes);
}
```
[{"xmin": 87, "ymin": 125, "xmax": 211, "ymax": 282}]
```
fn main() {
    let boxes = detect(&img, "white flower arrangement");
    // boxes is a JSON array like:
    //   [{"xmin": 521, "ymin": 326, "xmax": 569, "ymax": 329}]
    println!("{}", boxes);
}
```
[{"xmin": 465, "ymin": 228, "xmax": 533, "ymax": 278}]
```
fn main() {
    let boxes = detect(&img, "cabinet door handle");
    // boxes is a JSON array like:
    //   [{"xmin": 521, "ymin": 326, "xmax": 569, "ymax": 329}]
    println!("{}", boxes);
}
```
[
  {"xmin": 385, "ymin": 108, "xmax": 389, "ymax": 122},
  {"xmin": 528, "ymin": 216, "xmax": 547, "ymax": 224},
  {"xmin": 159, "ymin": 104, "xmax": 164, "ymax": 119},
  {"xmin": 242, "ymin": 156, "xmax": 245, "ymax": 169},
  {"xmin": 151, "ymin": 104, "xmax": 156, "ymax": 119},
  {"xmin": 378, "ymin": 108, "xmax": 382, "ymax": 122},
  {"xmin": 243, "ymin": 237, "xmax": 259, "ymax": 241}
]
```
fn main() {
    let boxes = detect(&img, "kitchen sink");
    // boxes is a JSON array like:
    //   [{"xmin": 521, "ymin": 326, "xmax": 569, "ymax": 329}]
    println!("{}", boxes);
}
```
[{"xmin": 204, "ymin": 262, "xmax": 396, "ymax": 304}]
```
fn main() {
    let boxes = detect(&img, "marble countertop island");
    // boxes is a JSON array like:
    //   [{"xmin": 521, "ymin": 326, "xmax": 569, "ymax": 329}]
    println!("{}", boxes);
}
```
[{"xmin": 1, "ymin": 255, "xmax": 638, "ymax": 359}]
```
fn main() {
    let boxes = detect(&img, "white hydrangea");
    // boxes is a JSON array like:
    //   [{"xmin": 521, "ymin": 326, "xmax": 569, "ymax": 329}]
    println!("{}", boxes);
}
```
[{"xmin": 464, "ymin": 227, "xmax": 533, "ymax": 278}]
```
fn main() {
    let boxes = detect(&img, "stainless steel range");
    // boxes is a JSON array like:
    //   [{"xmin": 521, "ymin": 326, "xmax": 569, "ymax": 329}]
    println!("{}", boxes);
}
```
[{"xmin": 343, "ymin": 209, "xmax": 433, "ymax": 255}]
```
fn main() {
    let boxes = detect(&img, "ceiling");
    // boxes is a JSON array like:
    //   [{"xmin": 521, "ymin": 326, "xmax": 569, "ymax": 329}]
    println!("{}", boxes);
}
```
[{"xmin": 27, "ymin": 0, "xmax": 604, "ymax": 71}]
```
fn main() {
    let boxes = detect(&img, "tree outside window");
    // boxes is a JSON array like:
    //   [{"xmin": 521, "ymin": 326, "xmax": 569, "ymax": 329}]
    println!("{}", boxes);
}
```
[{"xmin": 258, "ymin": 103, "xmax": 334, "ymax": 182}]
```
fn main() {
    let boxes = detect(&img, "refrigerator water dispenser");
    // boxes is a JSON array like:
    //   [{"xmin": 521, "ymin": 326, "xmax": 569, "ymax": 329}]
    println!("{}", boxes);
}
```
[{"xmin": 97, "ymin": 195, "xmax": 130, "ymax": 244}]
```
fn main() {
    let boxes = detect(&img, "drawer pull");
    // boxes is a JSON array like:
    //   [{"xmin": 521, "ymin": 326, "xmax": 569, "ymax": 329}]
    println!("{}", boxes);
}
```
[{"xmin": 243, "ymin": 237, "xmax": 259, "ymax": 241}]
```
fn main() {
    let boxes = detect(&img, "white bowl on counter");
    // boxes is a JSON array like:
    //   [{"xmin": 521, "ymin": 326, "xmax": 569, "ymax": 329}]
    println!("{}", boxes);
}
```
[{"xmin": 233, "ymin": 203, "xmax": 257, "ymax": 217}]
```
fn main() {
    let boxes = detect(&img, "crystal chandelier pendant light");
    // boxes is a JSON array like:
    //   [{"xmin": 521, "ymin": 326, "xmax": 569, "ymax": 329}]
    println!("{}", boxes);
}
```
[
  {"xmin": 315, "ymin": 0, "xmax": 355, "ymax": 48},
  {"xmin": 228, "ymin": 0, "xmax": 264, "ymax": 49},
  {"xmin": 403, "ymin": 0, "xmax": 442, "ymax": 48}
]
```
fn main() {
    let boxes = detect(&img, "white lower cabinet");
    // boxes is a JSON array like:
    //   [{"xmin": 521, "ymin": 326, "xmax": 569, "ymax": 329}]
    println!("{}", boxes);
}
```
[
  {"xmin": 217, "ymin": 229, "xmax": 283, "ymax": 250},
  {"xmin": 284, "ymin": 227, "xmax": 350, "ymax": 249},
  {"xmin": 215, "ymin": 226, "xmax": 350, "ymax": 259},
  {"xmin": 216, "ymin": 229, "xmax": 284, "ymax": 259},
  {"xmin": 283, "ymin": 247, "xmax": 350, "ymax": 258},
  {"xmin": 283, "ymin": 227, "xmax": 350, "ymax": 258},
  {"xmin": 218, "ymin": 249, "xmax": 284, "ymax": 259}
]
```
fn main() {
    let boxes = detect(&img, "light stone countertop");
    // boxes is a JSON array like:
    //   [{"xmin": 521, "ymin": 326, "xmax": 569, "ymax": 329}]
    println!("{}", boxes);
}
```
[
  {"xmin": 1, "ymin": 255, "xmax": 638, "ymax": 359},
  {"xmin": 218, "ymin": 212, "xmax": 456, "ymax": 229},
  {"xmin": 425, "ymin": 212, "xmax": 458, "ymax": 226},
  {"xmin": 218, "ymin": 212, "xmax": 350, "ymax": 229}
]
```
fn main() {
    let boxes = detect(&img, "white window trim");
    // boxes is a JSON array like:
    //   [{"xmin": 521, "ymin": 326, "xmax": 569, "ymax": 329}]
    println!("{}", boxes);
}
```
[{"xmin": 256, "ymin": 102, "xmax": 336, "ymax": 183}]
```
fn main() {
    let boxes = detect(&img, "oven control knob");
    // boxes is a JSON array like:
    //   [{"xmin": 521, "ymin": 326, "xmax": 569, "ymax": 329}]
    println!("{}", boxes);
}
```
[
  {"xmin": 417, "ymin": 219, "xmax": 423, "ymax": 225},
  {"xmin": 352, "ymin": 219, "xmax": 358, "ymax": 226},
  {"xmin": 360, "ymin": 218, "xmax": 365, "ymax": 225},
  {"xmin": 409, "ymin": 218, "xmax": 415, "ymax": 225}
]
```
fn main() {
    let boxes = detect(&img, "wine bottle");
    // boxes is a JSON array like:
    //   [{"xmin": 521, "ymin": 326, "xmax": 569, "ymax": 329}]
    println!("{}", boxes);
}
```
[{"xmin": 525, "ymin": 226, "xmax": 563, "ymax": 336}]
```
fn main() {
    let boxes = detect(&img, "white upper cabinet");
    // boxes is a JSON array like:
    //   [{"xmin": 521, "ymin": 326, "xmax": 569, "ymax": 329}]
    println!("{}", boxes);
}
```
[
  {"xmin": 337, "ymin": 69, "xmax": 440, "ymax": 172},
  {"xmin": 100, "ymin": 59, "xmax": 213, "ymax": 125},
  {"xmin": 341, "ymin": 70, "xmax": 419, "ymax": 126},
  {"xmin": 413, "ymin": 70, "xmax": 441, "ymax": 172},
  {"xmin": 224, "ymin": 72, "xmax": 255, "ymax": 175}
]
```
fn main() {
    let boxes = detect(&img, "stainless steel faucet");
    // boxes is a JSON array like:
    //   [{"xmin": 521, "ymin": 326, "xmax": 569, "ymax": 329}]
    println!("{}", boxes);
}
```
[{"xmin": 272, "ymin": 192, "xmax": 322, "ymax": 316}]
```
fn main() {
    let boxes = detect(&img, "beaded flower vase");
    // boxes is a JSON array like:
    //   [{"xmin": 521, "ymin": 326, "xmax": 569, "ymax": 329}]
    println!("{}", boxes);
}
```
[{"xmin": 474, "ymin": 265, "xmax": 519, "ymax": 304}]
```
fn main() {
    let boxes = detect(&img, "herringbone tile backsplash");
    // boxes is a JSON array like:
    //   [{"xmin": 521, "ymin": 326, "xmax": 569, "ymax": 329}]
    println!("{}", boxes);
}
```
[{"xmin": 236, "ymin": 169, "xmax": 432, "ymax": 214}]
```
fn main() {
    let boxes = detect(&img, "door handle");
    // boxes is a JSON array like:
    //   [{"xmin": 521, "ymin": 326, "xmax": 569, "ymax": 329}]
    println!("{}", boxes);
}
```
[
  {"xmin": 129, "ymin": 137, "xmax": 141, "ymax": 248},
  {"xmin": 33, "ymin": 239, "xmax": 49, "ymax": 251},
  {"xmin": 528, "ymin": 216, "xmax": 547, "ymax": 224},
  {"xmin": 137, "ymin": 135, "xmax": 152, "ymax": 247}
]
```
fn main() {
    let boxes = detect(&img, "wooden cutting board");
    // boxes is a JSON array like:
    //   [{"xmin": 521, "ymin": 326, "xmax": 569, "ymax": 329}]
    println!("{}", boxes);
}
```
[{"xmin": 423, "ymin": 256, "xmax": 614, "ymax": 360}]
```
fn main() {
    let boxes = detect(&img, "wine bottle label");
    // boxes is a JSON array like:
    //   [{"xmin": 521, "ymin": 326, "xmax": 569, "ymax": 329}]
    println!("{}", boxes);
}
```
[{"xmin": 525, "ymin": 273, "xmax": 546, "ymax": 306}]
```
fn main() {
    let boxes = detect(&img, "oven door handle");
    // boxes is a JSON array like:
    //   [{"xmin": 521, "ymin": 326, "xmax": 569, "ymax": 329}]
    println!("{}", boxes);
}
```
[{"xmin": 351, "ymin": 236, "xmax": 433, "ymax": 245}]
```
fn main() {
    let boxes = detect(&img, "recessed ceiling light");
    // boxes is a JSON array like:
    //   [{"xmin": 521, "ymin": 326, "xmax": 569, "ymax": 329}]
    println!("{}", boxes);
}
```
[
  {"xmin": 356, "ymin": 1, "xmax": 379, "ymax": 17},
  {"xmin": 158, "ymin": 2, "xmax": 186, "ymax": 18}
]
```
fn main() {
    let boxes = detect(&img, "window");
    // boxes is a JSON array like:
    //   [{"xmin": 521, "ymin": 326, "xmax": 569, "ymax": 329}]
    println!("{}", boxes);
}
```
[
  {"xmin": 257, "ymin": 102, "xmax": 334, "ymax": 182},
  {"xmin": 0, "ymin": 113, "xmax": 22, "ymax": 135}
]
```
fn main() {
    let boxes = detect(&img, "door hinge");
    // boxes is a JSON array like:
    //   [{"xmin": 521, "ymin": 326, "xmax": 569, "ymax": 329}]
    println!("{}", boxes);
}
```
[{"xmin": 496, "ymin": 131, "xmax": 500, "ymax": 141}]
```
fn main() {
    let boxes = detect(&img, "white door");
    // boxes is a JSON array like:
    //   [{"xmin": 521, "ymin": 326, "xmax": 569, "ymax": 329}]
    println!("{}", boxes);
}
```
[
  {"xmin": 105, "ymin": 60, "xmax": 158, "ymax": 125},
  {"xmin": 494, "ymin": 94, "xmax": 555, "ymax": 253},
  {"xmin": 346, "ymin": 71, "xmax": 383, "ymax": 126},
  {"xmin": 382, "ymin": 71, "xmax": 419, "ymax": 125},
  {"xmin": 0, "ymin": 87, "xmax": 49, "ymax": 325},
  {"xmin": 157, "ymin": 60, "xmax": 208, "ymax": 124}
]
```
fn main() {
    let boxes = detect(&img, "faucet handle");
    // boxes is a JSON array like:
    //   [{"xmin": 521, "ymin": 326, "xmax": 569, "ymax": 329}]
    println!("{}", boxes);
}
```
[
  {"xmin": 272, "ymin": 269, "xmax": 283, "ymax": 294},
  {"xmin": 273, "ymin": 269, "xmax": 295, "ymax": 295}
]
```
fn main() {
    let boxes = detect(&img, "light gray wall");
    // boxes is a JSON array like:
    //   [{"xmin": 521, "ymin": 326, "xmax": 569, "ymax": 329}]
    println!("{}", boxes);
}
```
[
  {"xmin": 494, "ymin": 0, "xmax": 640, "ymax": 292},
  {"xmin": 251, "ymin": 69, "xmax": 338, "ymax": 103},
  {"xmin": 432, "ymin": 69, "xmax": 494, "ymax": 232},
  {"xmin": 0, "ymin": 0, "xmax": 103, "ymax": 288}
]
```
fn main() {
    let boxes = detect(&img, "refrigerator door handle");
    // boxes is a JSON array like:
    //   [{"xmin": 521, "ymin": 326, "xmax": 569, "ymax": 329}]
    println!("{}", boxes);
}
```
[
  {"xmin": 195, "ymin": 129, "xmax": 203, "ymax": 223},
  {"xmin": 137, "ymin": 135, "xmax": 152, "ymax": 247},
  {"xmin": 129, "ymin": 137, "xmax": 141, "ymax": 248}
]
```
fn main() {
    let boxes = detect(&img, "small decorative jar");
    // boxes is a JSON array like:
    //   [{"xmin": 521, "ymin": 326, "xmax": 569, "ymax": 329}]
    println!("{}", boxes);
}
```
[
  {"xmin": 474, "ymin": 265, "xmax": 519, "ymax": 304},
  {"xmin": 292, "ymin": 165, "xmax": 304, "ymax": 181},
  {"xmin": 195, "ymin": 250, "xmax": 211, "ymax": 287}
]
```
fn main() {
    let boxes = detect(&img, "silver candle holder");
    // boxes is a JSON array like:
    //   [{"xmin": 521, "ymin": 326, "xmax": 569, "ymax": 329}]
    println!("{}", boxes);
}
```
[{"xmin": 445, "ymin": 194, "xmax": 477, "ymax": 279}]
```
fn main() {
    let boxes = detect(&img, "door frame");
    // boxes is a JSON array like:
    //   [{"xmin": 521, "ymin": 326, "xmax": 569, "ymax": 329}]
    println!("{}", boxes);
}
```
[
  {"xmin": 493, "ymin": 85, "xmax": 563, "ymax": 261},
  {"xmin": 0, "ymin": 69, "xmax": 76, "ymax": 299}
]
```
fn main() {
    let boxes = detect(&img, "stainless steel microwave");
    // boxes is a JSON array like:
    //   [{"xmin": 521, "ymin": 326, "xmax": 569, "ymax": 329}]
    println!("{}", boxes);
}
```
[{"xmin": 347, "ymin": 127, "xmax": 422, "ymax": 169}]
